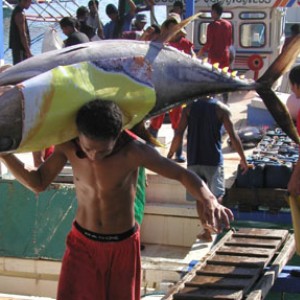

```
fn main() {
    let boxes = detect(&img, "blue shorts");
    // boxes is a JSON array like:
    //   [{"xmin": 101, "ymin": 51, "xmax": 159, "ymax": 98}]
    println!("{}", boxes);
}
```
[{"xmin": 187, "ymin": 165, "xmax": 225, "ymax": 200}]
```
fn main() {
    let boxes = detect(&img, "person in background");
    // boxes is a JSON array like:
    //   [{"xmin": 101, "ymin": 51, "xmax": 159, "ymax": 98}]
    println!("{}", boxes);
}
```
[
  {"xmin": 87, "ymin": 0, "xmax": 104, "ymax": 40},
  {"xmin": 76, "ymin": 6, "xmax": 94, "ymax": 40},
  {"xmin": 168, "ymin": 97, "xmax": 248, "ymax": 207},
  {"xmin": 170, "ymin": 0, "xmax": 185, "ymax": 20},
  {"xmin": 148, "ymin": 13, "xmax": 194, "ymax": 163},
  {"xmin": 197, "ymin": 2, "xmax": 232, "ymax": 68},
  {"xmin": 103, "ymin": 0, "xmax": 136, "ymax": 39},
  {"xmin": 0, "ymin": 99, "xmax": 233, "ymax": 299},
  {"xmin": 122, "ymin": 13, "xmax": 148, "ymax": 40},
  {"xmin": 9, "ymin": 0, "xmax": 32, "ymax": 65},
  {"xmin": 59, "ymin": 17, "xmax": 89, "ymax": 47},
  {"xmin": 140, "ymin": 23, "xmax": 161, "ymax": 41},
  {"xmin": 197, "ymin": 2, "xmax": 232, "ymax": 103},
  {"xmin": 282, "ymin": 24, "xmax": 300, "ymax": 52}
]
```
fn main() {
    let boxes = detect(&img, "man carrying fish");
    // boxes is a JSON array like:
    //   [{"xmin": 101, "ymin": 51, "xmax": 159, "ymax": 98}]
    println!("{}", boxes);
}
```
[{"xmin": 0, "ymin": 99, "xmax": 233, "ymax": 300}]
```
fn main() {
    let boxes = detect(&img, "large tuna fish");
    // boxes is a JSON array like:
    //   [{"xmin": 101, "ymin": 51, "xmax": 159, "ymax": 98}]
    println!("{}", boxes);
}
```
[{"xmin": 0, "ymin": 33, "xmax": 299, "ymax": 153}]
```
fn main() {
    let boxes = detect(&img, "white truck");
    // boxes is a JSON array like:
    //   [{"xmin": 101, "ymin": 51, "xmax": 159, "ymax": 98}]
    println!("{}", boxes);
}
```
[{"xmin": 153, "ymin": 0, "xmax": 299, "ymax": 79}]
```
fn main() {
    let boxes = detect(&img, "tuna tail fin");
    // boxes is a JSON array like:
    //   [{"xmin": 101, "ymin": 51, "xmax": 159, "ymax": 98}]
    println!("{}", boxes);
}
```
[
  {"xmin": 256, "ymin": 88, "xmax": 299, "ymax": 144},
  {"xmin": 257, "ymin": 36, "xmax": 300, "ymax": 87},
  {"xmin": 256, "ymin": 36, "xmax": 300, "ymax": 144},
  {"xmin": 157, "ymin": 12, "xmax": 202, "ymax": 44}
]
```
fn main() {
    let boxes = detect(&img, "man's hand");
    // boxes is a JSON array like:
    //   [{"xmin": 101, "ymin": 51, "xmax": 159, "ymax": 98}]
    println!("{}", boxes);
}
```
[
  {"xmin": 201, "ymin": 196, "xmax": 234, "ymax": 234},
  {"xmin": 239, "ymin": 159, "xmax": 249, "ymax": 175}
]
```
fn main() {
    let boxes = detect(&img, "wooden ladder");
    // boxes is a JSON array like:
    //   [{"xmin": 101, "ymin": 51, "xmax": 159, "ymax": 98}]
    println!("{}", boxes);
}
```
[{"xmin": 163, "ymin": 228, "xmax": 295, "ymax": 300}]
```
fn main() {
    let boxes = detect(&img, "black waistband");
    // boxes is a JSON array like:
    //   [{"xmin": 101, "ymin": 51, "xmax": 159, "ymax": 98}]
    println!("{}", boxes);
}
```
[{"xmin": 74, "ymin": 221, "xmax": 138, "ymax": 242}]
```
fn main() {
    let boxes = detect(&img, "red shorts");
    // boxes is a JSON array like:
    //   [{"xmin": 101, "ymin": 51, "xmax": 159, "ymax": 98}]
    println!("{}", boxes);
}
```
[{"xmin": 57, "ymin": 222, "xmax": 141, "ymax": 300}]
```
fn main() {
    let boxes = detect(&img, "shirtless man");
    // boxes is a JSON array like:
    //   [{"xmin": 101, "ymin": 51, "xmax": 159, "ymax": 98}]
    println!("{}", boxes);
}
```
[{"xmin": 0, "ymin": 99, "xmax": 233, "ymax": 300}]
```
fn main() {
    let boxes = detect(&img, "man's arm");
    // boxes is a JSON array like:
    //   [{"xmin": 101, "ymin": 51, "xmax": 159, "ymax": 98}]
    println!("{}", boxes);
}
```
[
  {"xmin": 127, "ymin": 0, "xmax": 137, "ymax": 16},
  {"xmin": 136, "ymin": 143, "xmax": 234, "ymax": 234},
  {"xmin": 288, "ymin": 160, "xmax": 300, "ymax": 196},
  {"xmin": 218, "ymin": 103, "xmax": 248, "ymax": 174},
  {"xmin": 15, "ymin": 12, "xmax": 32, "ymax": 58},
  {"xmin": 0, "ymin": 145, "xmax": 67, "ymax": 193},
  {"xmin": 167, "ymin": 106, "xmax": 189, "ymax": 159}
]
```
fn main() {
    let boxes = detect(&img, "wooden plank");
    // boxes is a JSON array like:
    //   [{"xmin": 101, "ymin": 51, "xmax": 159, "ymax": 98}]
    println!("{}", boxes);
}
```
[
  {"xmin": 225, "ymin": 237, "xmax": 281, "ymax": 249},
  {"xmin": 197, "ymin": 265, "xmax": 261, "ymax": 278},
  {"xmin": 208, "ymin": 255, "xmax": 267, "ymax": 267},
  {"xmin": 173, "ymin": 287, "xmax": 243, "ymax": 300},
  {"xmin": 216, "ymin": 246, "xmax": 274, "ymax": 257},
  {"xmin": 233, "ymin": 228, "xmax": 288, "ymax": 240},
  {"xmin": 185, "ymin": 275, "xmax": 253, "ymax": 289}
]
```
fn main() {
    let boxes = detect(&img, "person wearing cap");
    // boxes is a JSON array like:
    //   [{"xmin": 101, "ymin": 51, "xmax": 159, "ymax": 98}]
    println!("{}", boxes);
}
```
[
  {"xmin": 59, "ymin": 16, "xmax": 89, "ymax": 47},
  {"xmin": 103, "ymin": 0, "xmax": 136, "ymax": 39},
  {"xmin": 122, "ymin": 13, "xmax": 148, "ymax": 40},
  {"xmin": 148, "ymin": 13, "xmax": 194, "ymax": 163}
]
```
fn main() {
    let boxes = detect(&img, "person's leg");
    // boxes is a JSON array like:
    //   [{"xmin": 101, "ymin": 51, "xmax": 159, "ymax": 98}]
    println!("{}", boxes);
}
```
[
  {"xmin": 208, "ymin": 165, "xmax": 225, "ymax": 203},
  {"xmin": 149, "ymin": 114, "xmax": 165, "ymax": 138},
  {"xmin": 170, "ymin": 107, "xmax": 186, "ymax": 162},
  {"xmin": 57, "ymin": 229, "xmax": 101, "ymax": 300},
  {"xmin": 108, "ymin": 228, "xmax": 141, "ymax": 300}
]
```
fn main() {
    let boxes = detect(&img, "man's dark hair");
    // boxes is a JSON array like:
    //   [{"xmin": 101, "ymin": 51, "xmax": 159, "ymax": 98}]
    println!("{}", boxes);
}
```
[
  {"xmin": 289, "ymin": 65, "xmax": 300, "ymax": 86},
  {"xmin": 151, "ymin": 24, "xmax": 161, "ymax": 34},
  {"xmin": 76, "ymin": 6, "xmax": 89, "ymax": 18},
  {"xmin": 59, "ymin": 17, "xmax": 77, "ymax": 29},
  {"xmin": 88, "ymin": 0, "xmax": 99, "ymax": 8},
  {"xmin": 173, "ymin": 1, "xmax": 183, "ymax": 9},
  {"xmin": 212, "ymin": 2, "xmax": 223, "ymax": 16},
  {"xmin": 106, "ymin": 3, "xmax": 118, "ymax": 15},
  {"xmin": 76, "ymin": 99, "xmax": 123, "ymax": 140}
]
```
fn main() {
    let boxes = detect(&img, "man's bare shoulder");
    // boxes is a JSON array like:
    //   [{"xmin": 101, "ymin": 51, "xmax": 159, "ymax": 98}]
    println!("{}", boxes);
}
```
[{"xmin": 53, "ymin": 140, "xmax": 77, "ymax": 155}]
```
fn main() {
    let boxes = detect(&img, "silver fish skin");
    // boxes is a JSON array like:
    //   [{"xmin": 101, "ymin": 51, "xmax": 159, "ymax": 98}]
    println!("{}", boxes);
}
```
[{"xmin": 0, "ymin": 38, "xmax": 299, "ymax": 152}]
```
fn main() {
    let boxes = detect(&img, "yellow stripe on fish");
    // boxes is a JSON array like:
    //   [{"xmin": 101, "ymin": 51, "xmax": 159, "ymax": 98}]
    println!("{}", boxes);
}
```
[{"xmin": 17, "ymin": 62, "xmax": 156, "ymax": 152}]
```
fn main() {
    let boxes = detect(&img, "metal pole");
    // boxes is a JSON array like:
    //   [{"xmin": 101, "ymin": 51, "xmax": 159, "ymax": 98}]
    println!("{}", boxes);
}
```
[
  {"xmin": 185, "ymin": 0, "xmax": 194, "ymax": 18},
  {"xmin": 0, "ymin": 0, "xmax": 4, "ymax": 66}
]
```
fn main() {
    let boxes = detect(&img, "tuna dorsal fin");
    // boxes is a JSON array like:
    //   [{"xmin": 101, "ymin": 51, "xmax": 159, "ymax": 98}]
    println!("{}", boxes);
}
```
[
  {"xmin": 157, "ymin": 12, "xmax": 203, "ymax": 44},
  {"xmin": 257, "ymin": 35, "xmax": 300, "ymax": 87}
]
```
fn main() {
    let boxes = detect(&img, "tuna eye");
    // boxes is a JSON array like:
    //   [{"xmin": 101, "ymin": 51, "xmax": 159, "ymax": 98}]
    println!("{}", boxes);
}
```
[{"xmin": 0, "ymin": 137, "xmax": 15, "ymax": 152}]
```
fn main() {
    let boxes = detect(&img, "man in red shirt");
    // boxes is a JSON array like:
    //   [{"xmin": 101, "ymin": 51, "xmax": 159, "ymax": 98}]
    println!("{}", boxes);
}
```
[{"xmin": 197, "ymin": 2, "xmax": 232, "ymax": 69}]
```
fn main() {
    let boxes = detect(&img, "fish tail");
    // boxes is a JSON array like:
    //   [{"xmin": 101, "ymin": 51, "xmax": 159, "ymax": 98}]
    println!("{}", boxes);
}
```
[
  {"xmin": 257, "ymin": 36, "xmax": 300, "ymax": 87},
  {"xmin": 256, "ymin": 36, "xmax": 300, "ymax": 144},
  {"xmin": 256, "ymin": 88, "xmax": 299, "ymax": 144}
]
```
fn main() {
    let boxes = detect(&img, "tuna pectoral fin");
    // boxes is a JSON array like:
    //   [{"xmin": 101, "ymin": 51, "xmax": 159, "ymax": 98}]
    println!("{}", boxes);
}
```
[
  {"xmin": 257, "ymin": 36, "xmax": 300, "ymax": 86},
  {"xmin": 131, "ymin": 122, "xmax": 164, "ymax": 147},
  {"xmin": 257, "ymin": 88, "xmax": 299, "ymax": 144}
]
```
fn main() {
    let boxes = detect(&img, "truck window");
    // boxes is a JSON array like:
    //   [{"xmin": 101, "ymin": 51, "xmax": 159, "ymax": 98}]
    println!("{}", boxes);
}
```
[{"xmin": 240, "ymin": 23, "xmax": 266, "ymax": 47}]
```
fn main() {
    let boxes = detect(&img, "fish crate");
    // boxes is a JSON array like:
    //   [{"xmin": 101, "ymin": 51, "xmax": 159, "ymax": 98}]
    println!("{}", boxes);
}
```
[{"xmin": 224, "ymin": 187, "xmax": 289, "ymax": 212}]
